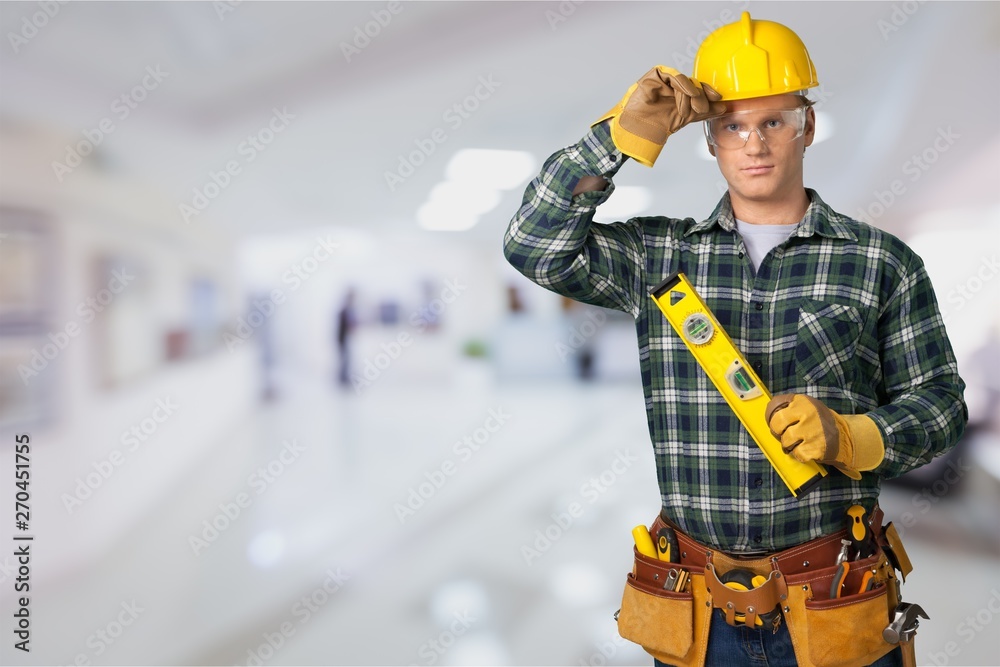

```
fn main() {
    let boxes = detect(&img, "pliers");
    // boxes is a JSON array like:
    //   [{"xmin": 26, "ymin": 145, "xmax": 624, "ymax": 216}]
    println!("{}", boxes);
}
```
[{"xmin": 830, "ymin": 561, "xmax": 850, "ymax": 598}]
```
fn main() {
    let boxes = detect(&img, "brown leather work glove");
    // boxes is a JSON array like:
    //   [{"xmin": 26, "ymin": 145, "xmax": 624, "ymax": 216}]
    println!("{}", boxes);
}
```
[
  {"xmin": 765, "ymin": 394, "xmax": 885, "ymax": 480},
  {"xmin": 593, "ymin": 66, "xmax": 726, "ymax": 167}
]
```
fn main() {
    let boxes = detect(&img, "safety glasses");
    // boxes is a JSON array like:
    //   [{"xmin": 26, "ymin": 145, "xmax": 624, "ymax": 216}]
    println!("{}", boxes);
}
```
[{"xmin": 704, "ymin": 107, "xmax": 808, "ymax": 150}]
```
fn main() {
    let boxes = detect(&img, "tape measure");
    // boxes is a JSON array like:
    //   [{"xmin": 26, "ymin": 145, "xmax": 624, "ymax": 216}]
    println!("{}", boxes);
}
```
[
  {"xmin": 650, "ymin": 272, "xmax": 827, "ymax": 498},
  {"xmin": 720, "ymin": 569, "xmax": 781, "ymax": 628}
]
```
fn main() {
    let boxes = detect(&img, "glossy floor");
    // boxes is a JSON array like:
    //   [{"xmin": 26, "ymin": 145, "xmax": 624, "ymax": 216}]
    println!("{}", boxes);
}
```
[{"xmin": 10, "ymin": 370, "xmax": 999, "ymax": 666}]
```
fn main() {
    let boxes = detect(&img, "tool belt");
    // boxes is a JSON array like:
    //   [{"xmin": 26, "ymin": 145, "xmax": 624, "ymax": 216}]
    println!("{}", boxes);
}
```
[{"xmin": 616, "ymin": 507, "xmax": 907, "ymax": 667}]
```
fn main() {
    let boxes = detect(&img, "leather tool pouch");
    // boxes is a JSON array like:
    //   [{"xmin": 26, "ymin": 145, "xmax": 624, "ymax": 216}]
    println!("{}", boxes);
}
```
[
  {"xmin": 618, "ymin": 513, "xmax": 906, "ymax": 667},
  {"xmin": 703, "ymin": 553, "xmax": 788, "ymax": 631},
  {"xmin": 882, "ymin": 521, "xmax": 913, "ymax": 583},
  {"xmin": 783, "ymin": 550, "xmax": 896, "ymax": 667},
  {"xmin": 616, "ymin": 547, "xmax": 712, "ymax": 667}
]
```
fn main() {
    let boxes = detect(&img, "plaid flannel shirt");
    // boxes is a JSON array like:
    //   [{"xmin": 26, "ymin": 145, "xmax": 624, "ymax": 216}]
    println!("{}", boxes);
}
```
[{"xmin": 503, "ymin": 121, "xmax": 967, "ymax": 552}]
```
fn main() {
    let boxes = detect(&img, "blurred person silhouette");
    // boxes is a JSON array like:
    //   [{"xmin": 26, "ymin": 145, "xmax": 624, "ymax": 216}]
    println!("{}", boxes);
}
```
[
  {"xmin": 504, "ymin": 12, "xmax": 966, "ymax": 667},
  {"xmin": 415, "ymin": 279, "xmax": 442, "ymax": 332},
  {"xmin": 335, "ymin": 287, "xmax": 357, "ymax": 388},
  {"xmin": 506, "ymin": 284, "xmax": 526, "ymax": 315},
  {"xmin": 257, "ymin": 295, "xmax": 277, "ymax": 401},
  {"xmin": 560, "ymin": 297, "xmax": 598, "ymax": 381}
]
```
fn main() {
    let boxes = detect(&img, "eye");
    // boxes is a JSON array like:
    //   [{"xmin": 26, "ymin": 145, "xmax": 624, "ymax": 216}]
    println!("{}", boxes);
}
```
[
  {"xmin": 763, "ymin": 119, "xmax": 783, "ymax": 129},
  {"xmin": 722, "ymin": 123, "xmax": 741, "ymax": 133}
]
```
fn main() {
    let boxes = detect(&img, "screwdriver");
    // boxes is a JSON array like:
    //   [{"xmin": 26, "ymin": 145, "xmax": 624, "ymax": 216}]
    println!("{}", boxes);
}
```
[
  {"xmin": 657, "ymin": 527, "xmax": 680, "ymax": 563},
  {"xmin": 847, "ymin": 505, "xmax": 876, "ymax": 560},
  {"xmin": 632, "ymin": 525, "xmax": 658, "ymax": 559}
]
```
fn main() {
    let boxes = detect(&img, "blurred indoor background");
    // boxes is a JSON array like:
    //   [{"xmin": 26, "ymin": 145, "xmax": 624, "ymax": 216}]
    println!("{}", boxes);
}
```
[{"xmin": 1, "ymin": 2, "xmax": 998, "ymax": 665}]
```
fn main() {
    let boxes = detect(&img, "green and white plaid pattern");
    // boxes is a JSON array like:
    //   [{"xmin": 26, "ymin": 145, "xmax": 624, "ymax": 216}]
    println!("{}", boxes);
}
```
[{"xmin": 503, "ymin": 122, "xmax": 967, "ymax": 552}]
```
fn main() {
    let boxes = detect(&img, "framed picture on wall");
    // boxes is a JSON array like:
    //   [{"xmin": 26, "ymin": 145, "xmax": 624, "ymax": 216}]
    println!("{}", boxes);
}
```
[
  {"xmin": 92, "ymin": 256, "xmax": 157, "ymax": 388},
  {"xmin": 0, "ymin": 208, "xmax": 54, "ymax": 429},
  {"xmin": 0, "ymin": 209, "xmax": 52, "ymax": 326}
]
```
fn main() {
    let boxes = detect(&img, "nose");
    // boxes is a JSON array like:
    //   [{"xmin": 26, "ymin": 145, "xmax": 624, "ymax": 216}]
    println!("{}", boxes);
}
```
[{"xmin": 743, "ymin": 127, "xmax": 769, "ymax": 154}]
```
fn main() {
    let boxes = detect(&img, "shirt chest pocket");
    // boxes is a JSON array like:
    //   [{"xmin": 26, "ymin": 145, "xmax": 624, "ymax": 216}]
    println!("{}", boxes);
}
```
[{"xmin": 794, "ymin": 300, "xmax": 863, "ymax": 388}]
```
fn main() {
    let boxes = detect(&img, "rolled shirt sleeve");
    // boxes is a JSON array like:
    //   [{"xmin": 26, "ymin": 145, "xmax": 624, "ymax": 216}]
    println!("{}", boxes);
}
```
[
  {"xmin": 868, "ymin": 249, "xmax": 968, "ymax": 479},
  {"xmin": 503, "ymin": 122, "xmax": 646, "ymax": 316}
]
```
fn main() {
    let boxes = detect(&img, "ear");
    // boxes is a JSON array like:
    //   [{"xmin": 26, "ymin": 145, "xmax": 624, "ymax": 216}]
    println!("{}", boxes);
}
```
[
  {"xmin": 707, "ymin": 142, "xmax": 716, "ymax": 158},
  {"xmin": 803, "ymin": 107, "xmax": 816, "ymax": 148}
]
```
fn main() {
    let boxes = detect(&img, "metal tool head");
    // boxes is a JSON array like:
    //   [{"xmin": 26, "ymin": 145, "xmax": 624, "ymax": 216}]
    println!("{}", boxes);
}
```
[
  {"xmin": 883, "ymin": 602, "xmax": 930, "ymax": 644},
  {"xmin": 835, "ymin": 538, "xmax": 851, "ymax": 565}
]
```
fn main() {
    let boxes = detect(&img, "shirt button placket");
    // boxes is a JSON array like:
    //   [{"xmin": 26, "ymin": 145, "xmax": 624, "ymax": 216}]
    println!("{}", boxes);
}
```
[{"xmin": 747, "ymin": 298, "xmax": 766, "ymax": 384}]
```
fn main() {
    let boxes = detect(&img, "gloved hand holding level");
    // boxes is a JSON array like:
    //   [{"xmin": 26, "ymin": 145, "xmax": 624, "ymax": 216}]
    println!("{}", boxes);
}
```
[{"xmin": 765, "ymin": 394, "xmax": 885, "ymax": 480}]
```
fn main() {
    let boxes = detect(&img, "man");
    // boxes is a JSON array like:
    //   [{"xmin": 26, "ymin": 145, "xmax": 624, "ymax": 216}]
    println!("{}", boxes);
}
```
[{"xmin": 503, "ymin": 12, "xmax": 966, "ymax": 667}]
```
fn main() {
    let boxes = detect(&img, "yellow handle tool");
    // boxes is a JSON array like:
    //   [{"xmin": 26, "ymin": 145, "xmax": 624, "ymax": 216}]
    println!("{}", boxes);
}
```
[
  {"xmin": 631, "ymin": 525, "xmax": 659, "ymax": 559},
  {"xmin": 650, "ymin": 272, "xmax": 827, "ymax": 498}
]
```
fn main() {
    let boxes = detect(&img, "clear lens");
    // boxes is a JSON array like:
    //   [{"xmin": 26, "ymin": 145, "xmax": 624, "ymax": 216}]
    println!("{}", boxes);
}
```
[{"xmin": 705, "ymin": 107, "xmax": 807, "ymax": 149}]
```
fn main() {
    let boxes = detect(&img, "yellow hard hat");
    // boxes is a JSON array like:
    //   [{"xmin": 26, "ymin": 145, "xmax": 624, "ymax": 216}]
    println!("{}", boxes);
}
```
[{"xmin": 692, "ymin": 12, "xmax": 818, "ymax": 101}]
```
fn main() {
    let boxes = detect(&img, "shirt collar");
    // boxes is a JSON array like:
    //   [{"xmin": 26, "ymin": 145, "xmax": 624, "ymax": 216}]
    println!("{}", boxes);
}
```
[{"xmin": 684, "ymin": 189, "xmax": 858, "ymax": 242}]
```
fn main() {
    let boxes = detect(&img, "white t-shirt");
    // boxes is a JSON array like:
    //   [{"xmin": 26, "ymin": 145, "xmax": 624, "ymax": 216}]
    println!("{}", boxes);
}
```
[{"xmin": 736, "ymin": 219, "xmax": 798, "ymax": 271}]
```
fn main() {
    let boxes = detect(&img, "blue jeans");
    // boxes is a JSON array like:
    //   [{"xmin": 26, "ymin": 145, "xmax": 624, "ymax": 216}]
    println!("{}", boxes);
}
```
[{"xmin": 654, "ymin": 609, "xmax": 903, "ymax": 667}]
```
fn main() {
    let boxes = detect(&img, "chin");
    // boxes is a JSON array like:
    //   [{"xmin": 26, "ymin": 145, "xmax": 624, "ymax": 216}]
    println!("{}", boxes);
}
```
[{"xmin": 732, "ymin": 184, "xmax": 778, "ymax": 202}]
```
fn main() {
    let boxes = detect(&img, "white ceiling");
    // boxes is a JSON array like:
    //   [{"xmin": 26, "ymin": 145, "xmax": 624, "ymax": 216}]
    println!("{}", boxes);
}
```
[{"xmin": 1, "ymin": 1, "xmax": 998, "ymax": 243}]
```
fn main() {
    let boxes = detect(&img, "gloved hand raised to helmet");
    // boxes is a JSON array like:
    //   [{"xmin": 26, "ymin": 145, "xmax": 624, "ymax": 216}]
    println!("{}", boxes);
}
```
[{"xmin": 594, "ymin": 66, "xmax": 727, "ymax": 168}]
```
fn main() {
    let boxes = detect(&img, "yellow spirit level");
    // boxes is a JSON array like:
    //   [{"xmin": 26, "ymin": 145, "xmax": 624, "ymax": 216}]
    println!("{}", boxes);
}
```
[{"xmin": 650, "ymin": 272, "xmax": 827, "ymax": 498}]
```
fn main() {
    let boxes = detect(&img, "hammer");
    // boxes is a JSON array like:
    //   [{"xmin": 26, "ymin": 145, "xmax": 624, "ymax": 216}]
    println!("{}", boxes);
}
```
[{"xmin": 883, "ymin": 602, "xmax": 929, "ymax": 667}]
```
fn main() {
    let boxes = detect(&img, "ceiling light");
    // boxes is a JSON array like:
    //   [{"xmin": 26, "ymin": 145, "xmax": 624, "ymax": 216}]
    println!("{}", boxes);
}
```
[
  {"xmin": 427, "ymin": 180, "xmax": 501, "ymax": 216},
  {"xmin": 246, "ymin": 531, "xmax": 285, "ymax": 568},
  {"xmin": 417, "ymin": 200, "xmax": 479, "ymax": 231},
  {"xmin": 445, "ymin": 149, "xmax": 536, "ymax": 190},
  {"xmin": 812, "ymin": 111, "xmax": 834, "ymax": 144},
  {"xmin": 595, "ymin": 185, "xmax": 652, "ymax": 220},
  {"xmin": 698, "ymin": 139, "xmax": 716, "ymax": 161}
]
